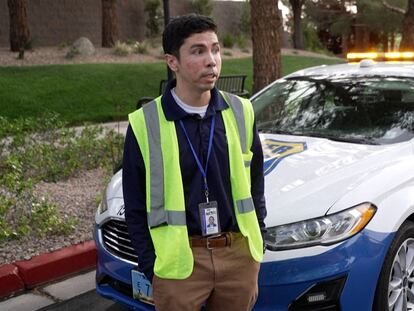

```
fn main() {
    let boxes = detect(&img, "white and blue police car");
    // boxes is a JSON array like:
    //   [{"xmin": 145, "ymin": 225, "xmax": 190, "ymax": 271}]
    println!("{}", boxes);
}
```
[{"xmin": 94, "ymin": 52, "xmax": 414, "ymax": 311}]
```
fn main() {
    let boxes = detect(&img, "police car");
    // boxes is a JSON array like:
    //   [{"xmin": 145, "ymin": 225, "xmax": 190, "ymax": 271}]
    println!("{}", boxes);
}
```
[{"xmin": 94, "ymin": 52, "xmax": 414, "ymax": 310}]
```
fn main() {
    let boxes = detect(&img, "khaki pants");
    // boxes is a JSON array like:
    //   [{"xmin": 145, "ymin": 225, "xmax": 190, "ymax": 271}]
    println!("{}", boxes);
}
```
[{"xmin": 153, "ymin": 233, "xmax": 260, "ymax": 311}]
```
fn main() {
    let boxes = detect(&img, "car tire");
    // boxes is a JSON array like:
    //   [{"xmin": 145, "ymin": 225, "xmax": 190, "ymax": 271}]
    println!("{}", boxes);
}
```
[{"xmin": 373, "ymin": 220, "xmax": 414, "ymax": 311}]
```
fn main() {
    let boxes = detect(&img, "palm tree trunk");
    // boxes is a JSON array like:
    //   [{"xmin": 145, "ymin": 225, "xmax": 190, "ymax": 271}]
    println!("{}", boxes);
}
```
[
  {"xmin": 102, "ymin": 0, "xmax": 118, "ymax": 47},
  {"xmin": 250, "ymin": 0, "xmax": 282, "ymax": 93},
  {"xmin": 290, "ymin": 0, "xmax": 304, "ymax": 50},
  {"xmin": 7, "ymin": 0, "xmax": 30, "ymax": 52}
]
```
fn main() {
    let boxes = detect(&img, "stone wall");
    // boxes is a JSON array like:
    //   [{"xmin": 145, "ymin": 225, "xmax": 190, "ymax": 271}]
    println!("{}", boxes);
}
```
[
  {"xmin": 0, "ymin": 0, "xmax": 245, "ymax": 47},
  {"xmin": 0, "ymin": 0, "xmax": 148, "ymax": 46}
]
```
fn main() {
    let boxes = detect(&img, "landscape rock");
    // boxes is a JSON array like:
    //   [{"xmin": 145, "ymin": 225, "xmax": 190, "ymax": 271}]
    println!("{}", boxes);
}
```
[{"xmin": 72, "ymin": 37, "xmax": 95, "ymax": 56}]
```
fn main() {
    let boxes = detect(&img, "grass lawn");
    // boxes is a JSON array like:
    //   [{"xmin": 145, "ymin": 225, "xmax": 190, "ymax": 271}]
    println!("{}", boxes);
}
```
[{"xmin": 0, "ymin": 55, "xmax": 344, "ymax": 125}]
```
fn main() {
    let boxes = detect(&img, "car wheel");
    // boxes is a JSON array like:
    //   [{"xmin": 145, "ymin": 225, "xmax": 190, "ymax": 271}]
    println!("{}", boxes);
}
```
[{"xmin": 374, "ymin": 221, "xmax": 414, "ymax": 311}]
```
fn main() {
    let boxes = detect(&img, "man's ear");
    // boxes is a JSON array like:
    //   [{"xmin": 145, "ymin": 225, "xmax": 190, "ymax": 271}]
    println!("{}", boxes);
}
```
[{"xmin": 165, "ymin": 54, "xmax": 179, "ymax": 72}]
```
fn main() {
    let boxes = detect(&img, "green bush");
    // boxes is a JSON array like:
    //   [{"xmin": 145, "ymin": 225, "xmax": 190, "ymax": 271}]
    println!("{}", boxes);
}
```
[
  {"xmin": 144, "ymin": 0, "xmax": 162, "ymax": 38},
  {"xmin": 192, "ymin": 0, "xmax": 213, "ymax": 16},
  {"xmin": 303, "ymin": 22, "xmax": 327, "ymax": 54},
  {"xmin": 113, "ymin": 41, "xmax": 131, "ymax": 56},
  {"xmin": 240, "ymin": 0, "xmax": 251, "ymax": 36},
  {"xmin": 126, "ymin": 38, "xmax": 137, "ymax": 45},
  {"xmin": 0, "ymin": 113, "xmax": 124, "ymax": 241},
  {"xmin": 236, "ymin": 35, "xmax": 249, "ymax": 49},
  {"xmin": 65, "ymin": 46, "xmax": 79, "ymax": 59},
  {"xmin": 58, "ymin": 42, "xmax": 69, "ymax": 50},
  {"xmin": 222, "ymin": 33, "xmax": 235, "ymax": 48},
  {"xmin": 132, "ymin": 41, "xmax": 149, "ymax": 54}
]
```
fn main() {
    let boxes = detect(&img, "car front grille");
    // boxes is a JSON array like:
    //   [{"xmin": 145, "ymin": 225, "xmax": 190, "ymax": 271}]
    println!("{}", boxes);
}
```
[{"xmin": 101, "ymin": 219, "xmax": 138, "ymax": 264}]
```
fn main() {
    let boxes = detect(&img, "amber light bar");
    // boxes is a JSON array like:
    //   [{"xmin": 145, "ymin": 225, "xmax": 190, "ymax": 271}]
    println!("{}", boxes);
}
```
[
  {"xmin": 347, "ymin": 52, "xmax": 379, "ymax": 60},
  {"xmin": 384, "ymin": 52, "xmax": 414, "ymax": 59},
  {"xmin": 347, "ymin": 52, "xmax": 414, "ymax": 62}
]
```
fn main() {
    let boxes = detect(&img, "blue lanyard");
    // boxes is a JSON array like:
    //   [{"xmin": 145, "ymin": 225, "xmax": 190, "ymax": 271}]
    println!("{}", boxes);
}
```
[{"xmin": 179, "ymin": 116, "xmax": 215, "ymax": 202}]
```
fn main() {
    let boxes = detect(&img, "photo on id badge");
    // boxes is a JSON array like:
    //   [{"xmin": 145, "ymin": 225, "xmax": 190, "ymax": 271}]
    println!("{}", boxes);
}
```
[{"xmin": 199, "ymin": 201, "xmax": 221, "ymax": 236}]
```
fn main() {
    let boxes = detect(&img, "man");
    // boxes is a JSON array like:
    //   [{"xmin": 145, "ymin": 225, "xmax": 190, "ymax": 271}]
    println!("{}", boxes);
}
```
[
  {"xmin": 207, "ymin": 216, "xmax": 217, "ymax": 228},
  {"xmin": 123, "ymin": 14, "xmax": 266, "ymax": 311}
]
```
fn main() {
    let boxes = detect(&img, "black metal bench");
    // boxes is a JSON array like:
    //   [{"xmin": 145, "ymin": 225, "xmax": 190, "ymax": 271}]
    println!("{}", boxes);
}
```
[
  {"xmin": 217, "ymin": 75, "xmax": 249, "ymax": 98},
  {"xmin": 137, "ymin": 75, "xmax": 249, "ymax": 109}
]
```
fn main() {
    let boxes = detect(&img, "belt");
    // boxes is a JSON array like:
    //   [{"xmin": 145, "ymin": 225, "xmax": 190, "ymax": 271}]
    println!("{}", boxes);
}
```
[{"xmin": 190, "ymin": 232, "xmax": 232, "ymax": 249}]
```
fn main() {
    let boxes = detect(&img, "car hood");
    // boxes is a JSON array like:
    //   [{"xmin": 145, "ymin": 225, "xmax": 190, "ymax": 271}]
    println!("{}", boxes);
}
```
[
  {"xmin": 261, "ymin": 133, "xmax": 411, "ymax": 227},
  {"xmin": 97, "ymin": 134, "xmax": 412, "ymax": 227}
]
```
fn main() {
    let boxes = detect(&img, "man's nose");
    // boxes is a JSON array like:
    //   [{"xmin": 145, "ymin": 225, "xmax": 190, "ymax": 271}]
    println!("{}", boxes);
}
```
[{"xmin": 206, "ymin": 51, "xmax": 217, "ymax": 67}]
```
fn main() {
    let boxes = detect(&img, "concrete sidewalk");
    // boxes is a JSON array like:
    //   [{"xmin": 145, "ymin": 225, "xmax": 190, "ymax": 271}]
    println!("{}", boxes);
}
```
[
  {"xmin": 91, "ymin": 121, "xmax": 128, "ymax": 136},
  {"xmin": 73, "ymin": 120, "xmax": 129, "ymax": 137},
  {"xmin": 0, "ymin": 270, "xmax": 97, "ymax": 311}
]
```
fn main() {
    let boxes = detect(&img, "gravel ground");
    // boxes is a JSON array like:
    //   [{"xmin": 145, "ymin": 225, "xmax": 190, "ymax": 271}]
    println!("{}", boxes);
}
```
[
  {"xmin": 0, "ymin": 46, "xmax": 253, "ymax": 67},
  {"xmin": 0, "ymin": 46, "xmax": 163, "ymax": 67},
  {"xmin": 0, "ymin": 168, "xmax": 110, "ymax": 264}
]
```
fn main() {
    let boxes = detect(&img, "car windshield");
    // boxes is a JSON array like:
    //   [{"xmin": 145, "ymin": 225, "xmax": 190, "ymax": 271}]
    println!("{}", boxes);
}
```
[{"xmin": 253, "ymin": 75, "xmax": 414, "ymax": 145}]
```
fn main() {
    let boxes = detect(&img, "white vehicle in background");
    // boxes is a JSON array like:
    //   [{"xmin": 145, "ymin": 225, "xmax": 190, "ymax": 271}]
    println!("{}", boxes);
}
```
[{"xmin": 95, "ymin": 52, "xmax": 414, "ymax": 311}]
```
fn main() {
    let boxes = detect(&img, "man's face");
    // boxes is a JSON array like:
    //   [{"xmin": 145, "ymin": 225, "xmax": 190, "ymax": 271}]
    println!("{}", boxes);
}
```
[{"xmin": 166, "ymin": 31, "xmax": 222, "ymax": 93}]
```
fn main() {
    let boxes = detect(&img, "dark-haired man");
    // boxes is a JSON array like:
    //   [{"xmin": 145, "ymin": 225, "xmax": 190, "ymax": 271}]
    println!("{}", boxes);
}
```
[{"xmin": 123, "ymin": 14, "xmax": 266, "ymax": 311}]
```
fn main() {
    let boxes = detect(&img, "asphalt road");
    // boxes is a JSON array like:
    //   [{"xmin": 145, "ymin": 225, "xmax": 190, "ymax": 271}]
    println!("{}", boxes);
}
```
[{"xmin": 39, "ymin": 290, "xmax": 129, "ymax": 311}]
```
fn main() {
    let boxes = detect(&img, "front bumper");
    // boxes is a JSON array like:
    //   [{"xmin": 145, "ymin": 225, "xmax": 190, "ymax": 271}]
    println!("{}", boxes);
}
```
[
  {"xmin": 95, "ymin": 224, "xmax": 153, "ymax": 311},
  {"xmin": 94, "ymin": 225, "xmax": 394, "ymax": 311}
]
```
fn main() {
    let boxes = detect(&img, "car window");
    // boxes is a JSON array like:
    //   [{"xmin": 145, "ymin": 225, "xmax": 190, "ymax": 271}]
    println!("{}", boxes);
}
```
[{"xmin": 254, "ymin": 76, "xmax": 414, "ymax": 145}]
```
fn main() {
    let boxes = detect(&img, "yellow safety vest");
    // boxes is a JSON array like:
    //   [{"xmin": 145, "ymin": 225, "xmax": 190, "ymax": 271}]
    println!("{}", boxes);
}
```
[{"xmin": 129, "ymin": 91, "xmax": 263, "ymax": 279}]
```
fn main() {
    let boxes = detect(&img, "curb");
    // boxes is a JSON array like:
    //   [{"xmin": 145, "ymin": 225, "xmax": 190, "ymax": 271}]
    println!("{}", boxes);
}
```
[
  {"xmin": 0, "ymin": 264, "xmax": 25, "ymax": 298},
  {"xmin": 0, "ymin": 240, "xmax": 97, "ymax": 299}
]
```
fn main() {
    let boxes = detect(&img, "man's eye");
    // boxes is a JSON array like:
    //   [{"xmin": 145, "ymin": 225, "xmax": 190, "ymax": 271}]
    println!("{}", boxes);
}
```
[{"xmin": 192, "ymin": 49, "xmax": 202, "ymax": 55}]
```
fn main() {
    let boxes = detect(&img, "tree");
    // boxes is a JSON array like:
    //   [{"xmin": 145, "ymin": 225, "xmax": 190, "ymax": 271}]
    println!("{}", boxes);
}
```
[
  {"xmin": 250, "ymin": 0, "xmax": 282, "ymax": 93},
  {"xmin": 102, "ymin": 0, "xmax": 118, "ymax": 47},
  {"xmin": 7, "ymin": 0, "xmax": 31, "ymax": 52},
  {"xmin": 240, "ymin": 1, "xmax": 251, "ymax": 36},
  {"xmin": 289, "ymin": 0, "xmax": 305, "ymax": 49},
  {"xmin": 305, "ymin": 0, "xmax": 353, "ymax": 54},
  {"xmin": 144, "ymin": 0, "xmax": 162, "ymax": 38},
  {"xmin": 192, "ymin": 0, "xmax": 213, "ymax": 16},
  {"xmin": 383, "ymin": 0, "xmax": 414, "ymax": 50},
  {"xmin": 354, "ymin": 0, "xmax": 403, "ymax": 52},
  {"xmin": 302, "ymin": 21, "xmax": 325, "ymax": 52}
]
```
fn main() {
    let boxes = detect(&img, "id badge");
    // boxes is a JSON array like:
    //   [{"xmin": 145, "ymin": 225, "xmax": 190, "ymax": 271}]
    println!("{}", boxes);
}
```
[{"xmin": 199, "ymin": 201, "xmax": 221, "ymax": 236}]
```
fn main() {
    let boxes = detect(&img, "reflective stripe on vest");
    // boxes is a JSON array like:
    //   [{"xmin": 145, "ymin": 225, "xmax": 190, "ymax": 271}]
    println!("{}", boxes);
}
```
[
  {"xmin": 236, "ymin": 197, "xmax": 255, "ymax": 214},
  {"xmin": 221, "ymin": 92, "xmax": 255, "ymax": 214},
  {"xmin": 142, "ymin": 102, "xmax": 187, "ymax": 228},
  {"xmin": 222, "ymin": 92, "xmax": 248, "ymax": 153}
]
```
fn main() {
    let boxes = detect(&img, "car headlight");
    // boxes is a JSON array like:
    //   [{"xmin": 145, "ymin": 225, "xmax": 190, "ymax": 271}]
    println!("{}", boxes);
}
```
[
  {"xmin": 99, "ymin": 190, "xmax": 108, "ymax": 214},
  {"xmin": 265, "ymin": 202, "xmax": 376, "ymax": 251}
]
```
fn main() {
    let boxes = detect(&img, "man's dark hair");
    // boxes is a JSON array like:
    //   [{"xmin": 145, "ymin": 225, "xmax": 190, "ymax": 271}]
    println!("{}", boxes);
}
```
[{"xmin": 162, "ymin": 14, "xmax": 217, "ymax": 58}]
